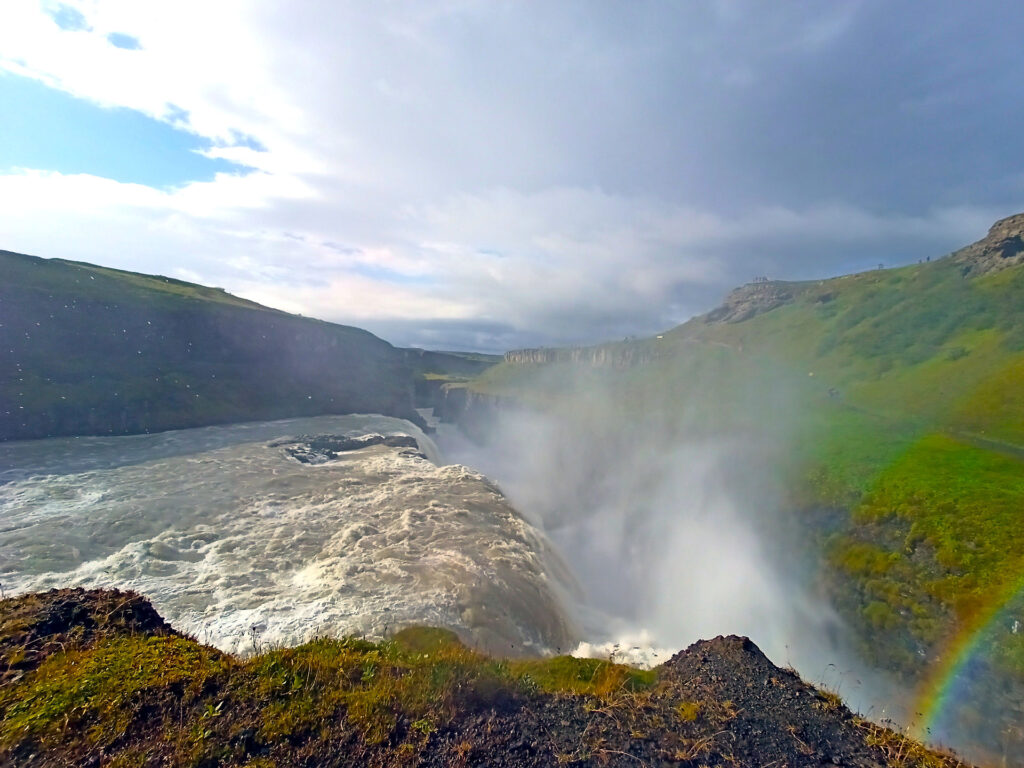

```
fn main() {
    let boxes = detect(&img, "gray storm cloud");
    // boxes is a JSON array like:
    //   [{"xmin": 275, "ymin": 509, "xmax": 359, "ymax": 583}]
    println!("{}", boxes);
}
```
[{"xmin": 2, "ymin": 0, "xmax": 1023, "ymax": 350}]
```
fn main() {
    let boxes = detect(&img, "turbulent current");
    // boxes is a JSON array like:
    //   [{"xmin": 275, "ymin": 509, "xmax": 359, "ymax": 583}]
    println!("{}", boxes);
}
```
[{"xmin": 0, "ymin": 415, "xmax": 579, "ymax": 655}]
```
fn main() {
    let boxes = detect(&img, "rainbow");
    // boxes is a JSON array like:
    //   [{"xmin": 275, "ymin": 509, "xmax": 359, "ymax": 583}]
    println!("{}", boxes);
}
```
[{"xmin": 911, "ymin": 572, "xmax": 1024, "ymax": 741}]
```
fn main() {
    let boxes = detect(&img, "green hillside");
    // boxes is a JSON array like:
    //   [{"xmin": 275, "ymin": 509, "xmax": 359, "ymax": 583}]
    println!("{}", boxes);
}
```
[
  {"xmin": 0, "ymin": 250, "xmax": 423, "ymax": 441},
  {"xmin": 462, "ymin": 213, "xmax": 1024, "ymax": 759}
]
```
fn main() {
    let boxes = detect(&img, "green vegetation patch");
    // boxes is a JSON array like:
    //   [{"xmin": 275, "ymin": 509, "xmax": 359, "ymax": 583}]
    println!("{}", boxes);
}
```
[
  {"xmin": 856, "ymin": 433, "xmax": 1024, "ymax": 608},
  {"xmin": 241, "ymin": 632, "xmax": 518, "ymax": 746},
  {"xmin": 793, "ymin": 406, "xmax": 919, "ymax": 511},
  {"xmin": 509, "ymin": 655, "xmax": 656, "ymax": 698},
  {"xmin": 0, "ymin": 616, "xmax": 664, "ymax": 764},
  {"xmin": 949, "ymin": 355, "xmax": 1024, "ymax": 444},
  {"xmin": 828, "ymin": 433, "xmax": 1024, "ymax": 673},
  {"xmin": 0, "ymin": 635, "xmax": 229, "ymax": 750}
]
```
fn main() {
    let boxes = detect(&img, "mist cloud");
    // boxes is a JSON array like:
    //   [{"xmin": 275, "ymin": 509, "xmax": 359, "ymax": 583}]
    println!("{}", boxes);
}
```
[{"xmin": 435, "ymin": 364, "xmax": 902, "ymax": 711}]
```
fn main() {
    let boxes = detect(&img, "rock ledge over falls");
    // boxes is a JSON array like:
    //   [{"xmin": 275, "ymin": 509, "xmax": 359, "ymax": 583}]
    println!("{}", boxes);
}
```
[
  {"xmin": 0, "ymin": 588, "xmax": 969, "ymax": 768},
  {"xmin": 269, "ymin": 433, "xmax": 425, "ymax": 463}
]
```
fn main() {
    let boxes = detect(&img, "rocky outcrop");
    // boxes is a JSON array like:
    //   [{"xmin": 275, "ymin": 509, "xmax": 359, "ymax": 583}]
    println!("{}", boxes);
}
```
[
  {"xmin": 703, "ymin": 280, "xmax": 796, "ymax": 324},
  {"xmin": 434, "ymin": 385, "xmax": 511, "ymax": 442},
  {"xmin": 952, "ymin": 212, "xmax": 1024, "ymax": 277},
  {"xmin": 269, "ymin": 433, "xmax": 424, "ymax": 463},
  {"xmin": 504, "ymin": 344, "xmax": 660, "ymax": 368},
  {"xmin": 0, "ymin": 588, "xmax": 176, "ymax": 685}
]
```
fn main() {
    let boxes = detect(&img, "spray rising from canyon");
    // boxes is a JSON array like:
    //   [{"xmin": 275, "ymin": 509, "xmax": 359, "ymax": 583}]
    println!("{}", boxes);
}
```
[{"xmin": 436, "ymin": 357, "xmax": 900, "ymax": 714}]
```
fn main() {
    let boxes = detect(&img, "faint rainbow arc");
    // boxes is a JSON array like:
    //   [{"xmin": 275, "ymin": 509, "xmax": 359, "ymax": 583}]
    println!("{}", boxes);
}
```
[{"xmin": 911, "ymin": 570, "xmax": 1024, "ymax": 741}]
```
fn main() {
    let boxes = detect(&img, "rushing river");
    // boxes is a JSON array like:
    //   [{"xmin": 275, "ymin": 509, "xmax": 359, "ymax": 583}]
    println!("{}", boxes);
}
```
[{"xmin": 0, "ymin": 415, "xmax": 579, "ymax": 655}]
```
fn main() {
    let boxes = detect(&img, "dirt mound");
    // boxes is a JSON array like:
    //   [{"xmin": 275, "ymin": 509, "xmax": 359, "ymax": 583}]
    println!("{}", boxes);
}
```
[
  {"xmin": 417, "ymin": 634, "xmax": 965, "ymax": 768},
  {"xmin": 661, "ymin": 635, "xmax": 874, "ymax": 765}
]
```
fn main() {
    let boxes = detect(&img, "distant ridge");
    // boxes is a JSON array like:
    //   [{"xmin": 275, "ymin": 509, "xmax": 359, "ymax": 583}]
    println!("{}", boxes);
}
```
[{"xmin": 0, "ymin": 250, "xmax": 422, "ymax": 441}]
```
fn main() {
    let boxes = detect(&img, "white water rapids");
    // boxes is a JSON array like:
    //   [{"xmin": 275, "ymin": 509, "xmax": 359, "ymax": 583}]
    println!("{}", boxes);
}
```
[
  {"xmin": 0, "ymin": 411, "xmax": 894, "ymax": 703},
  {"xmin": 0, "ymin": 415, "xmax": 579, "ymax": 655}
]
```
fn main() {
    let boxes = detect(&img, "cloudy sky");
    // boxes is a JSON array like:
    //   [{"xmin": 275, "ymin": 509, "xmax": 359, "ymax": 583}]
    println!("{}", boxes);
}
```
[{"xmin": 2, "ymin": 1, "xmax": 1023, "ymax": 351}]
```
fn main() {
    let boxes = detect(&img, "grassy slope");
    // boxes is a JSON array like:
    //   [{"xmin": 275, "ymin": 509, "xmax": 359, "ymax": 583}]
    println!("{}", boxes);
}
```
[
  {"xmin": 467, "ymin": 255, "xmax": 1024, "ymax": 688},
  {"xmin": 0, "ymin": 250, "xmax": 420, "ymax": 440}
]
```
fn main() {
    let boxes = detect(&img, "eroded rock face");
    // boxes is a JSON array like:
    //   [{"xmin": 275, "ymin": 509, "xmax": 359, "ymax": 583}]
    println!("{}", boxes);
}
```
[
  {"xmin": 952, "ymin": 212, "xmax": 1024, "ymax": 277},
  {"xmin": 503, "ymin": 345, "xmax": 660, "ymax": 367},
  {"xmin": 703, "ymin": 281, "xmax": 795, "ymax": 324}
]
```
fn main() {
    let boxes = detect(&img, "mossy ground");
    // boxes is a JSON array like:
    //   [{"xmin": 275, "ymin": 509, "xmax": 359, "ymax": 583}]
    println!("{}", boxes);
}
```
[
  {"xmin": 0, "ymin": 590, "xmax": 962, "ymax": 767},
  {"xmin": 0, "ymin": 597, "xmax": 663, "ymax": 766}
]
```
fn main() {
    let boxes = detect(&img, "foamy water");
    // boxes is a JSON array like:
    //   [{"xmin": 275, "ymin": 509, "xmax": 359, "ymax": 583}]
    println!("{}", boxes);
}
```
[{"xmin": 0, "ymin": 415, "xmax": 579, "ymax": 655}]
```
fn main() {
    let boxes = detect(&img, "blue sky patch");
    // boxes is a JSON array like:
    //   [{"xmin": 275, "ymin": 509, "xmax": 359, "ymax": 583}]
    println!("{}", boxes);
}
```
[
  {"xmin": 164, "ymin": 104, "xmax": 191, "ymax": 125},
  {"xmin": 0, "ymin": 74, "xmax": 253, "ymax": 188},
  {"xmin": 48, "ymin": 4, "xmax": 89, "ymax": 31},
  {"xmin": 225, "ymin": 131, "xmax": 267, "ymax": 153},
  {"xmin": 107, "ymin": 32, "xmax": 142, "ymax": 50}
]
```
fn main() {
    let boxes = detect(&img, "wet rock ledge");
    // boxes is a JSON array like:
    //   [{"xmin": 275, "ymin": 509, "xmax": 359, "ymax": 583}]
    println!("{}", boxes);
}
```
[{"xmin": 269, "ymin": 433, "xmax": 425, "ymax": 463}]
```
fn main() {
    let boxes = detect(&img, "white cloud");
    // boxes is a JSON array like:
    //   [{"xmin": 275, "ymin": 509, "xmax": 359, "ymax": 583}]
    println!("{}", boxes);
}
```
[
  {"xmin": 2, "ymin": 1, "xmax": 1021, "ymax": 350},
  {"xmin": 0, "ymin": 167, "xmax": 999, "ymax": 351}
]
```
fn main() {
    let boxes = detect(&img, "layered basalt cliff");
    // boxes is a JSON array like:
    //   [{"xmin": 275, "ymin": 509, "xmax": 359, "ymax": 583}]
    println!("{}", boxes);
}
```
[
  {"xmin": 433, "ymin": 384, "xmax": 512, "ymax": 442},
  {"xmin": 504, "ymin": 343, "xmax": 661, "ymax": 367}
]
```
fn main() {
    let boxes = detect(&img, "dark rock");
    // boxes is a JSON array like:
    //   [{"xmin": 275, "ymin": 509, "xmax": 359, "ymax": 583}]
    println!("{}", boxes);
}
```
[
  {"xmin": 270, "ymin": 433, "xmax": 422, "ymax": 464},
  {"xmin": 952, "ymin": 212, "xmax": 1024, "ymax": 277},
  {"xmin": 704, "ymin": 281, "xmax": 795, "ymax": 323}
]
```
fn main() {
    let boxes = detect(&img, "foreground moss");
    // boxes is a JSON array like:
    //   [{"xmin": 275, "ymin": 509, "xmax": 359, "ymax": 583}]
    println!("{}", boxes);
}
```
[
  {"xmin": 0, "ymin": 608, "xmax": 661, "ymax": 766},
  {"xmin": 0, "ymin": 635, "xmax": 229, "ymax": 750},
  {"xmin": 0, "ymin": 589, "xmax": 965, "ymax": 768}
]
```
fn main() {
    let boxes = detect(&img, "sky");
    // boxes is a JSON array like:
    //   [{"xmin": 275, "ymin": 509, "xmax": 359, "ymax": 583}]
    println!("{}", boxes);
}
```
[{"xmin": 1, "ymin": 1, "xmax": 1023, "ymax": 352}]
